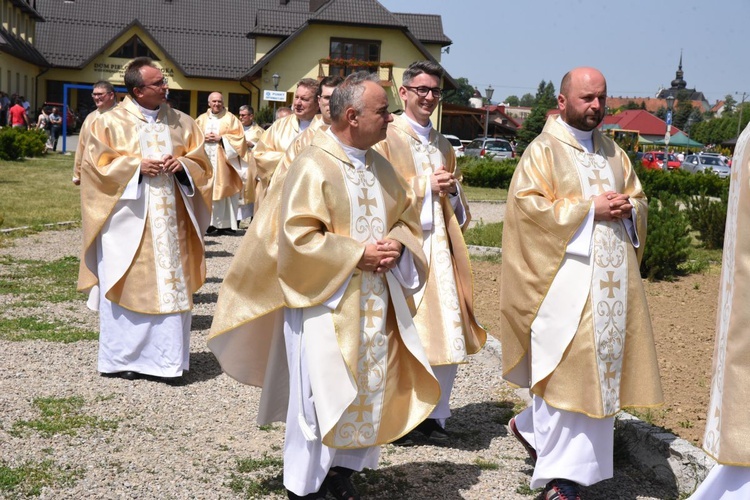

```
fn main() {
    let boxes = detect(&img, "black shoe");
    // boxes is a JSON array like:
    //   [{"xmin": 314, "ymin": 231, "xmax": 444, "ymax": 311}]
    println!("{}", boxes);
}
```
[
  {"xmin": 327, "ymin": 467, "xmax": 360, "ymax": 500},
  {"xmin": 415, "ymin": 418, "xmax": 450, "ymax": 441},
  {"xmin": 217, "ymin": 227, "xmax": 237, "ymax": 235},
  {"xmin": 287, "ymin": 479, "xmax": 328, "ymax": 499},
  {"xmin": 205, "ymin": 225, "xmax": 218, "ymax": 235},
  {"xmin": 391, "ymin": 432, "xmax": 416, "ymax": 446},
  {"xmin": 544, "ymin": 479, "xmax": 581, "ymax": 500},
  {"xmin": 101, "ymin": 371, "xmax": 140, "ymax": 380}
]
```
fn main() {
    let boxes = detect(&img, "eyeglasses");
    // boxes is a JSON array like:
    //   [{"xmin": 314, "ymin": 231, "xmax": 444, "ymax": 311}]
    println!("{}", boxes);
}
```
[
  {"xmin": 92, "ymin": 91, "xmax": 113, "ymax": 98},
  {"xmin": 141, "ymin": 77, "xmax": 169, "ymax": 89},
  {"xmin": 238, "ymin": 113, "xmax": 251, "ymax": 117},
  {"xmin": 403, "ymin": 86, "xmax": 443, "ymax": 99}
]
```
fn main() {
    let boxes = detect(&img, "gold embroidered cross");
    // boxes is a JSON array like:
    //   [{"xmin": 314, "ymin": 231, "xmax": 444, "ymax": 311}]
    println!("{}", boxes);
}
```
[
  {"xmin": 147, "ymin": 134, "xmax": 166, "ymax": 152},
  {"xmin": 349, "ymin": 394, "xmax": 373, "ymax": 423},
  {"xmin": 358, "ymin": 188, "xmax": 377, "ymax": 216},
  {"xmin": 164, "ymin": 271, "xmax": 181, "ymax": 291},
  {"xmin": 600, "ymin": 271, "xmax": 621, "ymax": 299},
  {"xmin": 362, "ymin": 299, "xmax": 382, "ymax": 328},
  {"xmin": 604, "ymin": 362, "xmax": 617, "ymax": 388},
  {"xmin": 156, "ymin": 197, "xmax": 172, "ymax": 215},
  {"xmin": 588, "ymin": 170, "xmax": 611, "ymax": 193}
]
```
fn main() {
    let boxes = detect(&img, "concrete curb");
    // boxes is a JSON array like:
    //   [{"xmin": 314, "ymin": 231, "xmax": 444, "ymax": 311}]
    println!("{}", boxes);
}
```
[
  {"xmin": 0, "ymin": 220, "xmax": 78, "ymax": 234},
  {"xmin": 467, "ymin": 244, "xmax": 502, "ymax": 257},
  {"xmin": 482, "ymin": 335, "xmax": 714, "ymax": 495}
]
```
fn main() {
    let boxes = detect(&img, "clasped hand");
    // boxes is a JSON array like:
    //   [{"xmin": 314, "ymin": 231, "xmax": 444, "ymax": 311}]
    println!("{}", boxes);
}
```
[
  {"xmin": 593, "ymin": 191, "xmax": 633, "ymax": 220},
  {"xmin": 430, "ymin": 166, "xmax": 458, "ymax": 196},
  {"xmin": 357, "ymin": 239, "xmax": 403, "ymax": 274},
  {"xmin": 140, "ymin": 155, "xmax": 183, "ymax": 177},
  {"xmin": 205, "ymin": 132, "xmax": 221, "ymax": 143}
]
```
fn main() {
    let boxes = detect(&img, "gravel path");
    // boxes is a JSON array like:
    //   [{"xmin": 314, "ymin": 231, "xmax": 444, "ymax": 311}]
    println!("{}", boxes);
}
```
[{"xmin": 0, "ymin": 228, "xmax": 676, "ymax": 499}]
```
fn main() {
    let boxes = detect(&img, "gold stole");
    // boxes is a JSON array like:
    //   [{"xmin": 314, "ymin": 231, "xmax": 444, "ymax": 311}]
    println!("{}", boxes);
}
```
[
  {"xmin": 410, "ymin": 137, "xmax": 467, "ymax": 363},
  {"xmin": 138, "ymin": 120, "xmax": 189, "ymax": 314},
  {"xmin": 329, "ymin": 159, "xmax": 388, "ymax": 448},
  {"xmin": 573, "ymin": 148, "xmax": 628, "ymax": 415}
]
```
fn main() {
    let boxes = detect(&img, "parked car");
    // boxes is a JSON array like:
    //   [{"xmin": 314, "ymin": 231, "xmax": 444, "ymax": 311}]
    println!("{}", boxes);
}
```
[
  {"xmin": 443, "ymin": 134, "xmax": 464, "ymax": 158},
  {"xmin": 641, "ymin": 151, "xmax": 680, "ymax": 170},
  {"xmin": 464, "ymin": 137, "xmax": 515, "ymax": 161},
  {"xmin": 681, "ymin": 154, "xmax": 731, "ymax": 179},
  {"xmin": 43, "ymin": 102, "xmax": 78, "ymax": 132}
]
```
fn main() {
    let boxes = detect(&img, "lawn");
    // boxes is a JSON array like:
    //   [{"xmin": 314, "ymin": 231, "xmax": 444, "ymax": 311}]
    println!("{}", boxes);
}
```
[
  {"xmin": 462, "ymin": 185, "xmax": 507, "ymax": 202},
  {"xmin": 0, "ymin": 154, "xmax": 80, "ymax": 232}
]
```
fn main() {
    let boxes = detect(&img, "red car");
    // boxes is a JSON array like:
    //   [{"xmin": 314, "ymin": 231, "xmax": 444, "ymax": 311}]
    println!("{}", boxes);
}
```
[
  {"xmin": 641, "ymin": 151, "xmax": 680, "ymax": 171},
  {"xmin": 43, "ymin": 102, "xmax": 78, "ymax": 132}
]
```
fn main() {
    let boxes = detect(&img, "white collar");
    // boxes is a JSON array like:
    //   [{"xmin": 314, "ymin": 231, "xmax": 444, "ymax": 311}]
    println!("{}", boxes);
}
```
[
  {"xmin": 326, "ymin": 128, "xmax": 367, "ymax": 170},
  {"xmin": 403, "ymin": 113, "xmax": 433, "ymax": 144},
  {"xmin": 135, "ymin": 101, "xmax": 160, "ymax": 123},
  {"xmin": 557, "ymin": 116, "xmax": 595, "ymax": 153}
]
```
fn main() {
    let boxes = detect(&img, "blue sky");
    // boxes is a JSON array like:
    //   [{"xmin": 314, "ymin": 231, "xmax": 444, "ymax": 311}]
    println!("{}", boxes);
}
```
[{"xmin": 379, "ymin": 0, "xmax": 749, "ymax": 105}]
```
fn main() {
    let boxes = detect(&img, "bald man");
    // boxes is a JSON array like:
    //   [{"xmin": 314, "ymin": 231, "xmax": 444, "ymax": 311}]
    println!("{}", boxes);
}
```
[
  {"xmin": 196, "ymin": 92, "xmax": 250, "ymax": 234},
  {"xmin": 499, "ymin": 67, "xmax": 662, "ymax": 499}
]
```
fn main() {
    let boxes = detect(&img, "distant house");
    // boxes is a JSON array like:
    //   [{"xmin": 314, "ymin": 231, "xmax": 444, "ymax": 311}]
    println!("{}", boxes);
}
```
[
  {"xmin": 0, "ymin": 0, "xmax": 48, "ymax": 108},
  {"xmin": 547, "ymin": 108, "xmax": 683, "ymax": 144},
  {"xmin": 33, "ymin": 0, "xmax": 454, "ymax": 123},
  {"xmin": 441, "ymin": 103, "xmax": 519, "ymax": 140}
]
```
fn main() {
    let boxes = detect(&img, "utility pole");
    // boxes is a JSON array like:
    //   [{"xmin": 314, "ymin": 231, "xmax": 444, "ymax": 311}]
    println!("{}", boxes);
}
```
[{"xmin": 737, "ymin": 91, "xmax": 748, "ymax": 138}]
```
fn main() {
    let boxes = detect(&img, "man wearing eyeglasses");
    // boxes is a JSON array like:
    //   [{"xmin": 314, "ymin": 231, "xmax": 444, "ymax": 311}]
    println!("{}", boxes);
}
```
[
  {"xmin": 78, "ymin": 57, "xmax": 212, "ymax": 384},
  {"xmin": 196, "ymin": 93, "xmax": 251, "ymax": 234},
  {"xmin": 374, "ymin": 61, "xmax": 486, "ymax": 445},
  {"xmin": 237, "ymin": 105, "xmax": 263, "ymax": 219},
  {"xmin": 252, "ymin": 78, "xmax": 321, "ymax": 209},
  {"xmin": 73, "ymin": 81, "xmax": 117, "ymax": 185}
]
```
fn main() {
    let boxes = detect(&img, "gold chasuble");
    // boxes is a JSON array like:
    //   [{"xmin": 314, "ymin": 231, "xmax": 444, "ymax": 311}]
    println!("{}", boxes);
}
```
[
  {"xmin": 195, "ymin": 109, "xmax": 245, "ymax": 202},
  {"xmin": 274, "ymin": 117, "xmax": 328, "ymax": 182},
  {"xmin": 253, "ymin": 114, "xmax": 323, "ymax": 206},
  {"xmin": 500, "ymin": 116, "xmax": 662, "ymax": 418},
  {"xmin": 373, "ymin": 115, "xmax": 486, "ymax": 366},
  {"xmin": 77, "ymin": 96, "xmax": 213, "ymax": 314},
  {"xmin": 242, "ymin": 123, "xmax": 264, "ymax": 204},
  {"xmin": 74, "ymin": 105, "xmax": 116, "ymax": 182},
  {"xmin": 209, "ymin": 130, "xmax": 440, "ymax": 448},
  {"xmin": 702, "ymin": 123, "xmax": 750, "ymax": 466}
]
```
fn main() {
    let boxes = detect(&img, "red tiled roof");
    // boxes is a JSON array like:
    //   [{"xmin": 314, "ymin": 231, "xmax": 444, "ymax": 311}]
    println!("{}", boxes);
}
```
[{"xmin": 545, "ymin": 109, "xmax": 682, "ymax": 137}]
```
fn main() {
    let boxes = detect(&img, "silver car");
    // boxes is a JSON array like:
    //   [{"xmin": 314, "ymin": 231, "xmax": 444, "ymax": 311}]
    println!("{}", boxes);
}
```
[
  {"xmin": 464, "ymin": 137, "xmax": 515, "ymax": 161},
  {"xmin": 681, "ymin": 154, "xmax": 731, "ymax": 179}
]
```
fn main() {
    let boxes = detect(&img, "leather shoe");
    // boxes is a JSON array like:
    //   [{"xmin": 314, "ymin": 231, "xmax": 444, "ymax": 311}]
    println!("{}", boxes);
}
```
[{"xmin": 101, "ymin": 371, "xmax": 140, "ymax": 380}]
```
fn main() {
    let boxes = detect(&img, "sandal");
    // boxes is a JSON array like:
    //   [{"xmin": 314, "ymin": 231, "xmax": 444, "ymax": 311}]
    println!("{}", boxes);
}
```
[{"xmin": 327, "ymin": 467, "xmax": 360, "ymax": 500}]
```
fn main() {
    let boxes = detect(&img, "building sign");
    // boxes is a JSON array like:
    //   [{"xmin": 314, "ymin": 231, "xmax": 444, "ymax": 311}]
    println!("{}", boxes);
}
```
[
  {"xmin": 263, "ymin": 90, "xmax": 287, "ymax": 102},
  {"xmin": 93, "ymin": 60, "xmax": 176, "ymax": 80}
]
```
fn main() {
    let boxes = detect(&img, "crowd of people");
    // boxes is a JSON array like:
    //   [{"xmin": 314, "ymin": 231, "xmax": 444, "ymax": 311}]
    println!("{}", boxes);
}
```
[
  {"xmin": 0, "ymin": 91, "xmax": 67, "ymax": 152},
  {"xmin": 71, "ymin": 57, "xmax": 749, "ymax": 500}
]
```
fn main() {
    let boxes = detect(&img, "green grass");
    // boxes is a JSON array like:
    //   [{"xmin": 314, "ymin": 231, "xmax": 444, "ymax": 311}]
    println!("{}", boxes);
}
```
[
  {"xmin": 0, "ymin": 316, "xmax": 97, "ymax": 343},
  {"xmin": 227, "ymin": 454, "xmax": 284, "ymax": 497},
  {"xmin": 0, "ymin": 459, "xmax": 83, "ymax": 498},
  {"xmin": 463, "ymin": 186, "xmax": 507, "ymax": 202},
  {"xmin": 0, "ymin": 255, "xmax": 81, "ymax": 304},
  {"xmin": 464, "ymin": 221, "xmax": 503, "ymax": 247},
  {"xmin": 473, "ymin": 457, "xmax": 499, "ymax": 470},
  {"xmin": 0, "ymin": 154, "xmax": 80, "ymax": 237},
  {"xmin": 11, "ymin": 396, "xmax": 118, "ymax": 438}
]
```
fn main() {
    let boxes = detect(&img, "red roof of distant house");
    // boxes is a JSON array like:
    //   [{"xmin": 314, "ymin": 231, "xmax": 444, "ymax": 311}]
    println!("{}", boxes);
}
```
[
  {"xmin": 711, "ymin": 101, "xmax": 725, "ymax": 113},
  {"xmin": 545, "ymin": 109, "xmax": 682, "ymax": 137}
]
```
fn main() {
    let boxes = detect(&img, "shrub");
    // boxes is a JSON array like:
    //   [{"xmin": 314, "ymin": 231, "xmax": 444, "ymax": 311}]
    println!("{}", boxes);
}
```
[
  {"xmin": 635, "ymin": 164, "xmax": 729, "ymax": 200},
  {"xmin": 685, "ymin": 193, "xmax": 727, "ymax": 250},
  {"xmin": 640, "ymin": 195, "xmax": 692, "ymax": 281},
  {"xmin": 254, "ymin": 107, "xmax": 274, "ymax": 127},
  {"xmin": 459, "ymin": 157, "xmax": 518, "ymax": 189},
  {"xmin": 0, "ymin": 128, "xmax": 47, "ymax": 160}
]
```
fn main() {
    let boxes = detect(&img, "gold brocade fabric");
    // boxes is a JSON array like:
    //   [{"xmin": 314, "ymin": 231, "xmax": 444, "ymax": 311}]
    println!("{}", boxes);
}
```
[
  {"xmin": 499, "ymin": 116, "xmax": 662, "ymax": 418},
  {"xmin": 273, "ymin": 119, "xmax": 328, "ymax": 183},
  {"xmin": 74, "ymin": 106, "xmax": 116, "ymax": 181},
  {"xmin": 195, "ymin": 109, "xmax": 245, "ymax": 201},
  {"xmin": 77, "ymin": 96, "xmax": 213, "ymax": 315},
  {"xmin": 373, "ymin": 115, "xmax": 486, "ymax": 365},
  {"xmin": 208, "ymin": 130, "xmax": 439, "ymax": 448},
  {"xmin": 242, "ymin": 123, "xmax": 264, "ymax": 204},
  {"xmin": 253, "ymin": 115, "xmax": 323, "ymax": 208},
  {"xmin": 701, "ymin": 123, "xmax": 750, "ymax": 466}
]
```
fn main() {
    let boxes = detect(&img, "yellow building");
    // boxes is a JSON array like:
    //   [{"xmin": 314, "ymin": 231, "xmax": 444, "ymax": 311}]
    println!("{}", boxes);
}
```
[
  {"xmin": 0, "ymin": 0, "xmax": 47, "ymax": 112},
  {"xmin": 33, "ymin": 0, "xmax": 453, "ymax": 124}
]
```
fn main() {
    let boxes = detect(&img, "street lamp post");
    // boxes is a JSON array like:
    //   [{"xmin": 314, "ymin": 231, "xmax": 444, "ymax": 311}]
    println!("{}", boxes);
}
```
[
  {"xmin": 737, "ymin": 91, "xmax": 747, "ymax": 138},
  {"xmin": 272, "ymin": 73, "xmax": 280, "ymax": 120},
  {"xmin": 665, "ymin": 94, "xmax": 675, "ymax": 148},
  {"xmin": 484, "ymin": 85, "xmax": 494, "ymax": 138}
]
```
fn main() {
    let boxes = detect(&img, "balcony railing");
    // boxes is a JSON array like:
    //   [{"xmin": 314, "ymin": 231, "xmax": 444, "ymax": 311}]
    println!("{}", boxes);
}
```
[{"xmin": 318, "ymin": 58, "xmax": 394, "ymax": 85}]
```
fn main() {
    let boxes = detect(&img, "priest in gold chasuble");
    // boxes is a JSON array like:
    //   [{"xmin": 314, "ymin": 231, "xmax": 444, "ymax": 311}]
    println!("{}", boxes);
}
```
[
  {"xmin": 252, "ymin": 78, "xmax": 320, "ymax": 209},
  {"xmin": 689, "ymin": 123, "xmax": 750, "ymax": 499},
  {"xmin": 78, "ymin": 58, "xmax": 212, "ymax": 381},
  {"xmin": 500, "ymin": 68, "xmax": 662, "ymax": 496},
  {"xmin": 208, "ymin": 73, "xmax": 439, "ymax": 498},
  {"xmin": 195, "ymin": 92, "xmax": 249, "ymax": 232},
  {"xmin": 238, "ymin": 105, "xmax": 264, "ymax": 214},
  {"xmin": 73, "ymin": 80, "xmax": 117, "ymax": 185},
  {"xmin": 372, "ymin": 61, "xmax": 485, "ymax": 442}
]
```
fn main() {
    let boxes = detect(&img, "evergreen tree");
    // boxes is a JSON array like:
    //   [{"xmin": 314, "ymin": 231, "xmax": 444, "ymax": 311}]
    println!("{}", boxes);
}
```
[
  {"xmin": 519, "ymin": 93, "xmax": 535, "ymax": 107},
  {"xmin": 516, "ymin": 80, "xmax": 557, "ymax": 154},
  {"xmin": 443, "ymin": 77, "xmax": 476, "ymax": 106}
]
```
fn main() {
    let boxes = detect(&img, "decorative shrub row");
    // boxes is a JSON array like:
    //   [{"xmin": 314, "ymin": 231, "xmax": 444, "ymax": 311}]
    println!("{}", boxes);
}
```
[
  {"xmin": 458, "ymin": 157, "xmax": 518, "ymax": 189},
  {"xmin": 0, "ymin": 127, "xmax": 48, "ymax": 161}
]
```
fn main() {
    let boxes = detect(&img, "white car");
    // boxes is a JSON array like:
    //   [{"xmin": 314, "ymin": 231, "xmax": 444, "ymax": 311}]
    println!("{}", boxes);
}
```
[{"xmin": 443, "ymin": 134, "xmax": 464, "ymax": 157}]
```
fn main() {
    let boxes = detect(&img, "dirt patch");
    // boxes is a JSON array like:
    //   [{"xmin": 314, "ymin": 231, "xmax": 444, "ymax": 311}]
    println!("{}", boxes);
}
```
[{"xmin": 471, "ymin": 259, "xmax": 717, "ymax": 446}]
